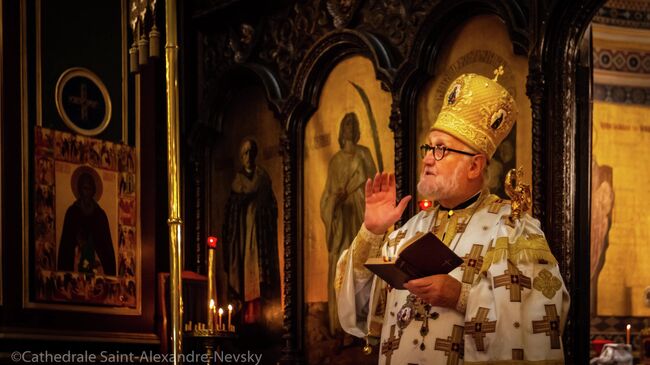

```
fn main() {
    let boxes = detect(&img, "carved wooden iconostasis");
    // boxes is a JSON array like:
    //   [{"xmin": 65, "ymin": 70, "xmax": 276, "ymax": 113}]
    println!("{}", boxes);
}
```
[
  {"xmin": 185, "ymin": 0, "xmax": 607, "ymax": 363},
  {"xmin": 0, "ymin": 0, "xmax": 628, "ymax": 363}
]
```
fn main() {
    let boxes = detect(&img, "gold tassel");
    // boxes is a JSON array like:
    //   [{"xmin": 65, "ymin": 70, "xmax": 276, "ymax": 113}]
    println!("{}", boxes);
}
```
[
  {"xmin": 363, "ymin": 337, "xmax": 372, "ymax": 355},
  {"xmin": 138, "ymin": 36, "xmax": 149, "ymax": 65},
  {"xmin": 149, "ymin": 25, "xmax": 160, "ymax": 58},
  {"xmin": 129, "ymin": 44, "xmax": 139, "ymax": 73},
  {"xmin": 508, "ymin": 234, "xmax": 557, "ymax": 265},
  {"xmin": 480, "ymin": 235, "xmax": 557, "ymax": 273}
]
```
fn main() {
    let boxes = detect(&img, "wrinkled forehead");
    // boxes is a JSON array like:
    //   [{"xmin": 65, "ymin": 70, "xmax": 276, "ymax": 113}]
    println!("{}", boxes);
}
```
[{"xmin": 426, "ymin": 130, "xmax": 470, "ymax": 149}]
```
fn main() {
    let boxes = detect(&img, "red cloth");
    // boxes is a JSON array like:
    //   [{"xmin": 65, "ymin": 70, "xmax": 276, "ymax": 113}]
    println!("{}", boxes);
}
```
[{"xmin": 592, "ymin": 338, "xmax": 614, "ymax": 356}]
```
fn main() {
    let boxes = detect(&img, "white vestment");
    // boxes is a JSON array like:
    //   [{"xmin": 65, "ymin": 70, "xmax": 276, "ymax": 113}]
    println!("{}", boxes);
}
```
[{"xmin": 336, "ymin": 192, "xmax": 570, "ymax": 365}]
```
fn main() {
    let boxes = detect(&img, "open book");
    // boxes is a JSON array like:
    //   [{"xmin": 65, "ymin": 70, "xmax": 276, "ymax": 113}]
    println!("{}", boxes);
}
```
[{"xmin": 364, "ymin": 231, "xmax": 463, "ymax": 290}]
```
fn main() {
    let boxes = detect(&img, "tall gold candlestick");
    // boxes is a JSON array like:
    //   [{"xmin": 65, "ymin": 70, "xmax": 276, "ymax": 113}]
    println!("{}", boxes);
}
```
[
  {"xmin": 207, "ymin": 236, "xmax": 218, "ymax": 330},
  {"xmin": 218, "ymin": 308, "xmax": 224, "ymax": 331}
]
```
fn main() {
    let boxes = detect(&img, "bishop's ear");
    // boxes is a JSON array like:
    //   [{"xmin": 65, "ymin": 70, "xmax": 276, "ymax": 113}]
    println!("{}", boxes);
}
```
[{"xmin": 467, "ymin": 154, "xmax": 487, "ymax": 179}]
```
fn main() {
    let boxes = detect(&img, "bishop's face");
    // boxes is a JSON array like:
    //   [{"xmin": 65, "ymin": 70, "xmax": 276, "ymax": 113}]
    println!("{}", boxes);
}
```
[{"xmin": 417, "ymin": 130, "xmax": 474, "ymax": 202}]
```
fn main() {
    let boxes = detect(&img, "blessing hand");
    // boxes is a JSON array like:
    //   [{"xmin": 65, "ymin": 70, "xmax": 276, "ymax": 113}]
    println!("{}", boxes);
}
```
[{"xmin": 364, "ymin": 172, "xmax": 412, "ymax": 235}]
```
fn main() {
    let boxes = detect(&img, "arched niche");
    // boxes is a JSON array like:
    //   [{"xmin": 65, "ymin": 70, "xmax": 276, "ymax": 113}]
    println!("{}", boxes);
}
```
[
  {"xmin": 302, "ymin": 55, "xmax": 393, "ymax": 364},
  {"xmin": 191, "ymin": 65, "xmax": 286, "ymax": 361},
  {"xmin": 281, "ymin": 29, "xmax": 398, "ymax": 364},
  {"xmin": 415, "ymin": 15, "xmax": 532, "ymax": 202}
]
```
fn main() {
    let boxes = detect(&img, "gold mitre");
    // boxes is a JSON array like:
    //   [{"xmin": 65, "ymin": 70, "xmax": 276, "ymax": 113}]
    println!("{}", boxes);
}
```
[{"xmin": 430, "ymin": 66, "xmax": 517, "ymax": 159}]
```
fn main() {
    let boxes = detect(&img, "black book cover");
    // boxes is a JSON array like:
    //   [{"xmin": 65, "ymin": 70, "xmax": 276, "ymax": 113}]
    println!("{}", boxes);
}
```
[{"xmin": 364, "ymin": 231, "xmax": 464, "ymax": 289}]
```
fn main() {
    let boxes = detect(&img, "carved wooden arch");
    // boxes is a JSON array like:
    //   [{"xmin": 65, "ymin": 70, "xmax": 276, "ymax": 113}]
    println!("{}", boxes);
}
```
[
  {"xmin": 409, "ymin": 0, "xmax": 529, "ymax": 72},
  {"xmin": 198, "ymin": 63, "xmax": 285, "ymax": 138},
  {"xmin": 389, "ymin": 0, "xmax": 530, "ymax": 218},
  {"xmin": 533, "ymin": 0, "xmax": 606, "ymax": 363},
  {"xmin": 279, "ymin": 29, "xmax": 398, "ymax": 364},
  {"xmin": 283, "ymin": 29, "xmax": 399, "ymax": 121}
]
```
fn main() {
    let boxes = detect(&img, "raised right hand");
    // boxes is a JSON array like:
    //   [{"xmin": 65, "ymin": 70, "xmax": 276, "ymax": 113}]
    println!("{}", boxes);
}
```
[{"xmin": 364, "ymin": 172, "xmax": 412, "ymax": 235}]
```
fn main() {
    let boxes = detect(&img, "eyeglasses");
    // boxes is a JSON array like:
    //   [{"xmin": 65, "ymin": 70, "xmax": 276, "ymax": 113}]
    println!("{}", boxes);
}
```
[{"xmin": 419, "ymin": 144, "xmax": 478, "ymax": 160}]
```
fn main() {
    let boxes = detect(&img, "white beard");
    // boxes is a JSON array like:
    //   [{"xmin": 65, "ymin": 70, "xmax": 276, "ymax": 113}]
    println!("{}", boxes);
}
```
[{"xmin": 417, "ymin": 162, "xmax": 465, "ymax": 202}]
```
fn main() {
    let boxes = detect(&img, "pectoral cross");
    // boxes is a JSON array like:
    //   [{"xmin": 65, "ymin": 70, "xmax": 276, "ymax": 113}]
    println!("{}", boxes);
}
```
[
  {"xmin": 434, "ymin": 324, "xmax": 464, "ymax": 365},
  {"xmin": 493, "ymin": 261, "xmax": 531, "ymax": 302},
  {"xmin": 464, "ymin": 307, "xmax": 496, "ymax": 351},
  {"xmin": 461, "ymin": 244, "xmax": 484, "ymax": 284},
  {"xmin": 381, "ymin": 324, "xmax": 401, "ymax": 365},
  {"xmin": 68, "ymin": 83, "xmax": 99, "ymax": 121},
  {"xmin": 413, "ymin": 302, "xmax": 439, "ymax": 351},
  {"xmin": 532, "ymin": 304, "xmax": 561, "ymax": 349}
]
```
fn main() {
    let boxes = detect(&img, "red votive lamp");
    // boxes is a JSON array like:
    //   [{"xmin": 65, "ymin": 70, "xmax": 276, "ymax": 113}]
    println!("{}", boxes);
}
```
[{"xmin": 419, "ymin": 199, "xmax": 432, "ymax": 211}]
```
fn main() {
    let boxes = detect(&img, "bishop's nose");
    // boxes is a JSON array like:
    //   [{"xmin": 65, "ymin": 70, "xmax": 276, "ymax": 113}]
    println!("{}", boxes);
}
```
[{"xmin": 422, "ymin": 150, "xmax": 436, "ymax": 165}]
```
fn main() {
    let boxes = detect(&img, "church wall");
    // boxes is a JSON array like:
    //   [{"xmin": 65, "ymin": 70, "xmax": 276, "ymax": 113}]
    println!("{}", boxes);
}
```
[
  {"xmin": 0, "ymin": 0, "xmax": 167, "ymax": 359},
  {"xmin": 589, "ymin": 6, "xmax": 650, "ymax": 358}
]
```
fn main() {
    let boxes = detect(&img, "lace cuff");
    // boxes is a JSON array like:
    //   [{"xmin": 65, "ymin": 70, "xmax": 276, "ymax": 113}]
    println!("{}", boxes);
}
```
[{"xmin": 351, "ymin": 224, "xmax": 385, "ymax": 278}]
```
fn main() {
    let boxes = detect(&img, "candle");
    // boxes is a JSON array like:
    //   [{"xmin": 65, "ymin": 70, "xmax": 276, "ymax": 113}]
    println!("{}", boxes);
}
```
[
  {"xmin": 626, "ymin": 324, "xmax": 631, "ymax": 345},
  {"xmin": 228, "ymin": 304, "xmax": 233, "ymax": 331},
  {"xmin": 218, "ymin": 308, "xmax": 224, "ymax": 331},
  {"xmin": 208, "ymin": 299, "xmax": 215, "ymax": 330}
]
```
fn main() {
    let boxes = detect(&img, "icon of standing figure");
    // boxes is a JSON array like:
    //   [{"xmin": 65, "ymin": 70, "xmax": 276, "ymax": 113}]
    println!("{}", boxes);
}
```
[
  {"xmin": 320, "ymin": 112, "xmax": 377, "ymax": 335},
  {"xmin": 222, "ymin": 138, "xmax": 281, "ymax": 328},
  {"xmin": 57, "ymin": 165, "xmax": 116, "ymax": 276}
]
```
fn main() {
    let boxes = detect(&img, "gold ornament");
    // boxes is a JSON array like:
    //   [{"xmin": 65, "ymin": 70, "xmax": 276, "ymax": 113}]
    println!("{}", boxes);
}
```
[
  {"xmin": 533, "ymin": 269, "xmax": 562, "ymax": 299},
  {"xmin": 363, "ymin": 337, "xmax": 373, "ymax": 355},
  {"xmin": 505, "ymin": 167, "xmax": 531, "ymax": 222}
]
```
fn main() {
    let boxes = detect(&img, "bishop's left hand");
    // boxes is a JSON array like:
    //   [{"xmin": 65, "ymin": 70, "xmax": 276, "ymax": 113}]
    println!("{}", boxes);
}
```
[{"xmin": 403, "ymin": 274, "xmax": 461, "ymax": 308}]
